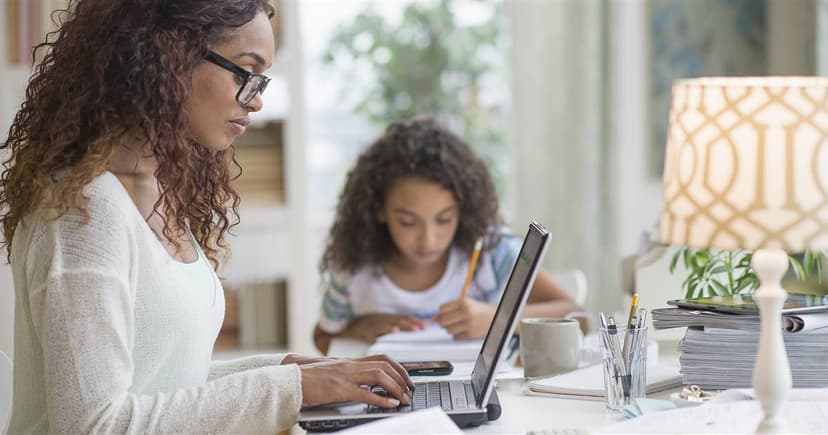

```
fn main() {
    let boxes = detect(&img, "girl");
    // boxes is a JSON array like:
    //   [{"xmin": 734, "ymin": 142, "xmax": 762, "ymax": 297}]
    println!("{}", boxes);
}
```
[
  {"xmin": 1, "ymin": 1, "xmax": 410, "ymax": 433},
  {"xmin": 314, "ymin": 117, "xmax": 583, "ymax": 354}
]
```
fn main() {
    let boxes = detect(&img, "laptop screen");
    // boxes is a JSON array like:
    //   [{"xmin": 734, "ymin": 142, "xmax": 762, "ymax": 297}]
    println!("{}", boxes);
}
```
[{"xmin": 470, "ymin": 222, "xmax": 549, "ymax": 407}]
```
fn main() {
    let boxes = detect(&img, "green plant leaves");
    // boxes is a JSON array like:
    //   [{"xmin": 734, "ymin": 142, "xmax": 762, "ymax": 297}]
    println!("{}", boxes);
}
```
[{"xmin": 668, "ymin": 247, "xmax": 828, "ymax": 298}]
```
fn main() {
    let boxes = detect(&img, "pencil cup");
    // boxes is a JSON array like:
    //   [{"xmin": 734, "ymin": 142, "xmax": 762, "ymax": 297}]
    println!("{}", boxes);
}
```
[{"xmin": 599, "ymin": 325, "xmax": 648, "ymax": 412}]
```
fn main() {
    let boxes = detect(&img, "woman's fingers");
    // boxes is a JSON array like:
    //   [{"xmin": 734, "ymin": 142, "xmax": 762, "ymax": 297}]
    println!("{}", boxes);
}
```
[
  {"xmin": 351, "ymin": 384, "xmax": 402, "ymax": 408},
  {"xmin": 351, "ymin": 361, "xmax": 412, "ymax": 402},
  {"xmin": 301, "ymin": 360, "xmax": 413, "ymax": 408},
  {"xmin": 358, "ymin": 354, "xmax": 415, "ymax": 389},
  {"xmin": 350, "ymin": 367, "xmax": 411, "ymax": 407}
]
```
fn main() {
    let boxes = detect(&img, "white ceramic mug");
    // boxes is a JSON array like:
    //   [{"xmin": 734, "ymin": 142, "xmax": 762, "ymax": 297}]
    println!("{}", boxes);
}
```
[{"xmin": 520, "ymin": 318, "xmax": 582, "ymax": 378}]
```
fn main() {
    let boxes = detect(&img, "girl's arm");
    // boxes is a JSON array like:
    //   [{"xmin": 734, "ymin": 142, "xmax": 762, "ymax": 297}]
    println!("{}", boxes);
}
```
[
  {"xmin": 520, "ymin": 270, "xmax": 587, "ymax": 333},
  {"xmin": 314, "ymin": 314, "xmax": 427, "ymax": 355},
  {"xmin": 315, "ymin": 268, "xmax": 427, "ymax": 354},
  {"xmin": 435, "ymin": 270, "xmax": 586, "ymax": 339}
]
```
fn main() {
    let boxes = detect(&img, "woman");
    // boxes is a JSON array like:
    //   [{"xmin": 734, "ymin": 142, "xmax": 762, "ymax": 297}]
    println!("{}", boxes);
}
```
[{"xmin": 0, "ymin": 1, "xmax": 411, "ymax": 433}]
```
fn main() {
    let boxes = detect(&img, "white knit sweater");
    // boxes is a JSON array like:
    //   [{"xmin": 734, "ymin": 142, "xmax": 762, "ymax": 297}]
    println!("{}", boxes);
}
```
[{"xmin": 9, "ymin": 172, "xmax": 302, "ymax": 434}]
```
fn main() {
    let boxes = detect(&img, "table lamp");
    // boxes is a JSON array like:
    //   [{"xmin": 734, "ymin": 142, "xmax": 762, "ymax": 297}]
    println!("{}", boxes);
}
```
[{"xmin": 658, "ymin": 77, "xmax": 828, "ymax": 433}]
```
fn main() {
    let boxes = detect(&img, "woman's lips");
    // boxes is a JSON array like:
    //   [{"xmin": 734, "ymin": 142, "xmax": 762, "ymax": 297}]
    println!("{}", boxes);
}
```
[{"xmin": 229, "ymin": 119, "xmax": 248, "ymax": 134}]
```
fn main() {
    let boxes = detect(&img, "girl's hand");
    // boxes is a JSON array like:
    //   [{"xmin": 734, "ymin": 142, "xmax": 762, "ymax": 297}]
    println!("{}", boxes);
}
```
[
  {"xmin": 298, "ymin": 357, "xmax": 414, "ymax": 408},
  {"xmin": 350, "ymin": 314, "xmax": 429, "ymax": 342},
  {"xmin": 433, "ymin": 298, "xmax": 496, "ymax": 339}
]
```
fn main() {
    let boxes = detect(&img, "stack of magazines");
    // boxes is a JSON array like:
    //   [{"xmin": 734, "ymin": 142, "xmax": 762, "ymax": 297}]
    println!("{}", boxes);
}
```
[{"xmin": 653, "ymin": 307, "xmax": 828, "ymax": 390}]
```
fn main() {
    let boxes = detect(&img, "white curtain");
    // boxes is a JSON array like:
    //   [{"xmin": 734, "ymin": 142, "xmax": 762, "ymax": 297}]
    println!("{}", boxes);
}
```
[{"xmin": 505, "ymin": 0, "xmax": 622, "ymax": 314}]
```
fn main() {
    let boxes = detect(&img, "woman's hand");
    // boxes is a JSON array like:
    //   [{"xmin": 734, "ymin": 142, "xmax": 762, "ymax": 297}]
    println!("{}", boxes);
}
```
[
  {"xmin": 349, "ymin": 314, "xmax": 428, "ymax": 342},
  {"xmin": 433, "ymin": 298, "xmax": 496, "ymax": 339},
  {"xmin": 298, "ymin": 356, "xmax": 414, "ymax": 408},
  {"xmin": 283, "ymin": 353, "xmax": 411, "ymax": 366},
  {"xmin": 281, "ymin": 354, "xmax": 329, "ymax": 365}
]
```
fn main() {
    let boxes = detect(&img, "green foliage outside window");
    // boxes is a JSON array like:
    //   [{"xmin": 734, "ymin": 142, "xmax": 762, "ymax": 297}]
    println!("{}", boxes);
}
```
[{"xmin": 322, "ymin": 0, "xmax": 506, "ymax": 183}]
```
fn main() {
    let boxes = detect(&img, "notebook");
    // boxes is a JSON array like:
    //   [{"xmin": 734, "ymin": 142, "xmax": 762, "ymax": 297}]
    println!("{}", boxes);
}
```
[
  {"xmin": 526, "ymin": 363, "xmax": 682, "ymax": 401},
  {"xmin": 298, "ymin": 221, "xmax": 551, "ymax": 431},
  {"xmin": 367, "ymin": 324, "xmax": 483, "ymax": 362}
]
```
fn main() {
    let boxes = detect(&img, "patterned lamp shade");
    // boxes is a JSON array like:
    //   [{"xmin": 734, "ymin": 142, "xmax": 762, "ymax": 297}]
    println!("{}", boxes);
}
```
[{"xmin": 658, "ymin": 77, "xmax": 828, "ymax": 252}]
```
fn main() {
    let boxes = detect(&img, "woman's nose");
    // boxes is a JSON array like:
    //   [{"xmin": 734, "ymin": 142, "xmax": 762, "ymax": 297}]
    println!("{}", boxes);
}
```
[{"xmin": 244, "ymin": 93, "xmax": 264, "ymax": 112}]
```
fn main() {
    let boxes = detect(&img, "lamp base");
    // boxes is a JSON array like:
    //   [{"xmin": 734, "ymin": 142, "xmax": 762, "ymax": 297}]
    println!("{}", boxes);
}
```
[{"xmin": 751, "ymin": 249, "xmax": 792, "ymax": 434}]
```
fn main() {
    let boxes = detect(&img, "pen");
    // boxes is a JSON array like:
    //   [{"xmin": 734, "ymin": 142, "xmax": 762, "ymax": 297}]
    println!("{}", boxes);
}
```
[
  {"xmin": 622, "ymin": 294, "xmax": 640, "ymax": 364},
  {"xmin": 636, "ymin": 308, "xmax": 649, "ymax": 332},
  {"xmin": 459, "ymin": 238, "xmax": 483, "ymax": 299},
  {"xmin": 621, "ymin": 314, "xmax": 637, "ymax": 365},
  {"xmin": 628, "ymin": 309, "xmax": 648, "ymax": 367},
  {"xmin": 606, "ymin": 316, "xmax": 629, "ymax": 397}
]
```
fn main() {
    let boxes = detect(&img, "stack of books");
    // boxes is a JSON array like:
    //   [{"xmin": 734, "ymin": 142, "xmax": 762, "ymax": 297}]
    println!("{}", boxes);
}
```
[{"xmin": 653, "ymin": 307, "xmax": 828, "ymax": 390}]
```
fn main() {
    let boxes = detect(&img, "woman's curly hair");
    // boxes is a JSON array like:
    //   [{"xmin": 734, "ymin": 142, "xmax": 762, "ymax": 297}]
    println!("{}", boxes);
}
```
[
  {"xmin": 322, "ymin": 117, "xmax": 500, "ymax": 274},
  {"xmin": 0, "ymin": 0, "xmax": 275, "ymax": 268}
]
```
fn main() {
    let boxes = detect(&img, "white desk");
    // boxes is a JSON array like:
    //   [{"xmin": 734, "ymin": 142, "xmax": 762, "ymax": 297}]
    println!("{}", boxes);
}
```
[{"xmin": 294, "ymin": 338, "xmax": 674, "ymax": 434}]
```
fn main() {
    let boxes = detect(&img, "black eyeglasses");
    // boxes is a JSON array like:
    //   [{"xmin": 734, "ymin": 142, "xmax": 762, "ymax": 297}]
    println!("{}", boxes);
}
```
[{"xmin": 204, "ymin": 50, "xmax": 271, "ymax": 105}]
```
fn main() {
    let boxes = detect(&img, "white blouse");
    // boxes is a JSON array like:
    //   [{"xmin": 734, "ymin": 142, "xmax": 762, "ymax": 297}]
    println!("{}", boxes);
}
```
[{"xmin": 9, "ymin": 172, "xmax": 301, "ymax": 434}]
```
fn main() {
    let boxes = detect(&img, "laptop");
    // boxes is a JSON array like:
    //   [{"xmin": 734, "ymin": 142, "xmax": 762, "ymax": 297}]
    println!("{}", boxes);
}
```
[{"xmin": 299, "ymin": 221, "xmax": 551, "ymax": 432}]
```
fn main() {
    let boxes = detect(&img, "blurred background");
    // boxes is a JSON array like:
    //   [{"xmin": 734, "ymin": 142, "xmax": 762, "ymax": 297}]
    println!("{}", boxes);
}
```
[{"xmin": 0, "ymin": 0, "xmax": 824, "ymax": 357}]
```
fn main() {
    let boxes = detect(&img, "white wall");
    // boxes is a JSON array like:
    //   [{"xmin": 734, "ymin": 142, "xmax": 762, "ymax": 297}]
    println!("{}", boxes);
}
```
[
  {"xmin": 0, "ymin": 0, "xmax": 16, "ymax": 360},
  {"xmin": 608, "ymin": 0, "xmax": 664, "ymax": 258},
  {"xmin": 0, "ymin": 266, "xmax": 12, "ymax": 359}
]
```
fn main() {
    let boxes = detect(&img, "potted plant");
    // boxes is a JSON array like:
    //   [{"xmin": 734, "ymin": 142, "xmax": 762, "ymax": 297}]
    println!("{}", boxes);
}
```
[{"xmin": 669, "ymin": 248, "xmax": 828, "ymax": 298}]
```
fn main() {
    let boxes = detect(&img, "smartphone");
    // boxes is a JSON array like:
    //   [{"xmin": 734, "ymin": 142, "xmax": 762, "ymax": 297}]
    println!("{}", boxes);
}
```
[{"xmin": 400, "ymin": 360, "xmax": 454, "ymax": 376}]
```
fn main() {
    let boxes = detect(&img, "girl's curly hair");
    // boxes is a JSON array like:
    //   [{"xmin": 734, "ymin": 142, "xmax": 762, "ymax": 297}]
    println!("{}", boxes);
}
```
[
  {"xmin": 322, "ymin": 117, "xmax": 500, "ymax": 273},
  {"xmin": 0, "ymin": 0, "xmax": 275, "ymax": 268}
]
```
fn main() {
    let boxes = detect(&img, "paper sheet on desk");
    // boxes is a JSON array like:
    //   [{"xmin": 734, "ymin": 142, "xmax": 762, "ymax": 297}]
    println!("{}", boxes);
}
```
[
  {"xmin": 338, "ymin": 407, "xmax": 461, "ymax": 434},
  {"xmin": 526, "ymin": 363, "xmax": 682, "ymax": 399},
  {"xmin": 368, "ymin": 324, "xmax": 484, "ymax": 362},
  {"xmin": 711, "ymin": 387, "xmax": 828, "ymax": 403},
  {"xmin": 596, "ymin": 401, "xmax": 828, "ymax": 434}
]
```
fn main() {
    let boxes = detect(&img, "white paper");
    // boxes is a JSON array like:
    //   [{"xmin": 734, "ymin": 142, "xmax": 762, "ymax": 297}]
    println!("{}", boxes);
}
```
[
  {"xmin": 596, "ymin": 401, "xmax": 828, "ymax": 434},
  {"xmin": 337, "ymin": 407, "xmax": 462, "ymax": 434},
  {"xmin": 711, "ymin": 387, "xmax": 828, "ymax": 403},
  {"xmin": 677, "ymin": 328, "xmax": 828, "ymax": 389},
  {"xmin": 374, "ymin": 324, "xmax": 458, "ymax": 343},
  {"xmin": 368, "ymin": 324, "xmax": 484, "ymax": 362},
  {"xmin": 527, "ymin": 363, "xmax": 682, "ymax": 398}
]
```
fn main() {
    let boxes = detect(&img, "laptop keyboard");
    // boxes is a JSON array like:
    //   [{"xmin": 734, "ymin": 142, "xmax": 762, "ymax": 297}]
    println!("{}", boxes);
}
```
[{"xmin": 367, "ymin": 381, "xmax": 475, "ymax": 414}]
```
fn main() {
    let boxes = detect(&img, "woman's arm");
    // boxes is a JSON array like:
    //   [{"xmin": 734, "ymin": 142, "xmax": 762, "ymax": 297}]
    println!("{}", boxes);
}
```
[
  {"xmin": 28, "ymin": 202, "xmax": 303, "ymax": 434},
  {"xmin": 208, "ymin": 354, "xmax": 288, "ymax": 381}
]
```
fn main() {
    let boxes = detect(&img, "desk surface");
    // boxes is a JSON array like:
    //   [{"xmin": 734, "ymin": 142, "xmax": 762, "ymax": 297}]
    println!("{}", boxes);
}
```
[{"xmin": 295, "ymin": 338, "xmax": 676, "ymax": 434}]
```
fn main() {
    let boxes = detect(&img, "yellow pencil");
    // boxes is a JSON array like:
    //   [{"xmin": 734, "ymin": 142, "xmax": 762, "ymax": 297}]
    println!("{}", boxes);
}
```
[
  {"xmin": 460, "ymin": 238, "xmax": 484, "ymax": 299},
  {"xmin": 626, "ymin": 293, "xmax": 639, "ymax": 330}
]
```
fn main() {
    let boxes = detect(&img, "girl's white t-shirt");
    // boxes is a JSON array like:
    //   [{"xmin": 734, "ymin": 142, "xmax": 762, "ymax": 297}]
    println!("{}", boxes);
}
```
[{"xmin": 318, "ymin": 229, "xmax": 522, "ymax": 334}]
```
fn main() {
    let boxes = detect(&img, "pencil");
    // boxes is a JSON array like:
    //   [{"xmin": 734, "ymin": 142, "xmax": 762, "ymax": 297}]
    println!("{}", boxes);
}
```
[
  {"xmin": 626, "ymin": 293, "xmax": 639, "ymax": 330},
  {"xmin": 460, "ymin": 238, "xmax": 484, "ymax": 299}
]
